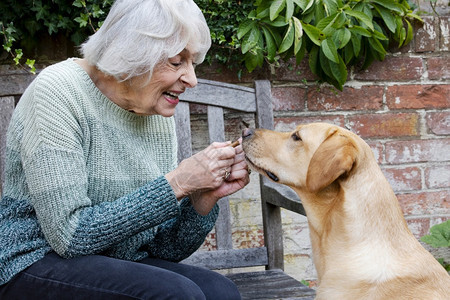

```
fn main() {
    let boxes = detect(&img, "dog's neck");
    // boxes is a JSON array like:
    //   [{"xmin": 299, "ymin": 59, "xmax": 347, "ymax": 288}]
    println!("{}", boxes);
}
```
[{"xmin": 292, "ymin": 160, "xmax": 419, "ymax": 284}]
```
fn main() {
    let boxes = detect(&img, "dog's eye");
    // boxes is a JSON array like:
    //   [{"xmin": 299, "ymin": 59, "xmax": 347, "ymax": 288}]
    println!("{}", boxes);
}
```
[{"xmin": 291, "ymin": 133, "xmax": 302, "ymax": 141}]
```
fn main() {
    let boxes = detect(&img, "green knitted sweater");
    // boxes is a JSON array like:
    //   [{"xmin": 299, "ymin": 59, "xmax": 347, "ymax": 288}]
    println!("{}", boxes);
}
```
[{"xmin": 0, "ymin": 58, "xmax": 218, "ymax": 285}]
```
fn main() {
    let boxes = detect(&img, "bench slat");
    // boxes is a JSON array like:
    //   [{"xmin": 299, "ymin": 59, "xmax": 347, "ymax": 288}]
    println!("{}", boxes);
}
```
[
  {"xmin": 0, "ymin": 96, "xmax": 15, "ymax": 191},
  {"xmin": 180, "ymin": 79, "xmax": 256, "ymax": 113},
  {"xmin": 226, "ymin": 269, "xmax": 315, "ymax": 300},
  {"xmin": 174, "ymin": 101, "xmax": 192, "ymax": 163},
  {"xmin": 182, "ymin": 247, "xmax": 268, "ymax": 269}
]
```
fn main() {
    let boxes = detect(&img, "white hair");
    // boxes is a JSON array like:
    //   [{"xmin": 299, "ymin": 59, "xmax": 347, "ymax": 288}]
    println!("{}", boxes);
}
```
[{"xmin": 80, "ymin": 0, "xmax": 211, "ymax": 81}]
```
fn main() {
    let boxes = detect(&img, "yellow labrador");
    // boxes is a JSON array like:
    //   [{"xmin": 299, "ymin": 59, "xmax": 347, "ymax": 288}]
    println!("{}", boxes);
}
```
[{"xmin": 242, "ymin": 123, "xmax": 450, "ymax": 300}]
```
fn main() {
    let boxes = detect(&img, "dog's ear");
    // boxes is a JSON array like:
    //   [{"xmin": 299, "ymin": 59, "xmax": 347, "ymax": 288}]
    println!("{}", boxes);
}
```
[{"xmin": 306, "ymin": 131, "xmax": 357, "ymax": 193}]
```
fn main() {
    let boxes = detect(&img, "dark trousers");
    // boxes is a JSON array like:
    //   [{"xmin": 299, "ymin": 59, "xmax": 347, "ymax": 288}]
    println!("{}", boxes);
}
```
[{"xmin": 0, "ymin": 252, "xmax": 241, "ymax": 299}]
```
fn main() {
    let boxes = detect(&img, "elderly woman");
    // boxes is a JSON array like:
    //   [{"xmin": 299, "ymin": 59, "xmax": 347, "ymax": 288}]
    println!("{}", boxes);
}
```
[{"xmin": 0, "ymin": 0, "xmax": 249, "ymax": 299}]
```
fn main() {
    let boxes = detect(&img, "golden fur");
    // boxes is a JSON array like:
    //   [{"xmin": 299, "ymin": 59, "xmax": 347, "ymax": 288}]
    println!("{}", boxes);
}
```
[{"xmin": 242, "ymin": 122, "xmax": 450, "ymax": 300}]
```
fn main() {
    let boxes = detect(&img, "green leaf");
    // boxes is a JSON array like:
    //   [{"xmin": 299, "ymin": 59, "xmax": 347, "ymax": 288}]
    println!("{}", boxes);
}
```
[
  {"xmin": 237, "ymin": 20, "xmax": 255, "ymax": 39},
  {"xmin": 293, "ymin": 17, "xmax": 303, "ymax": 54},
  {"xmin": 270, "ymin": 0, "xmax": 286, "ymax": 21},
  {"xmin": 279, "ymin": 19, "xmax": 294, "ymax": 53},
  {"xmin": 350, "ymin": 34, "xmax": 361, "ymax": 56},
  {"xmin": 308, "ymin": 45, "xmax": 320, "ymax": 75},
  {"xmin": 421, "ymin": 220, "xmax": 450, "ymax": 248},
  {"xmin": 371, "ymin": 30, "xmax": 388, "ymax": 40},
  {"xmin": 329, "ymin": 55, "xmax": 347, "ymax": 88},
  {"xmin": 404, "ymin": 19, "xmax": 413, "ymax": 46},
  {"xmin": 374, "ymin": 4, "xmax": 396, "ymax": 33},
  {"xmin": 406, "ymin": 12, "xmax": 423, "ymax": 23},
  {"xmin": 371, "ymin": 0, "xmax": 404, "ymax": 13},
  {"xmin": 293, "ymin": 0, "xmax": 309, "ymax": 11},
  {"xmin": 333, "ymin": 28, "xmax": 351, "ymax": 49},
  {"xmin": 241, "ymin": 27, "xmax": 261, "ymax": 54},
  {"xmin": 368, "ymin": 36, "xmax": 386, "ymax": 59},
  {"xmin": 303, "ymin": 0, "xmax": 315, "ymax": 12},
  {"xmin": 286, "ymin": 0, "xmax": 294, "ymax": 22},
  {"xmin": 345, "ymin": 10, "xmax": 374, "ymax": 31},
  {"xmin": 348, "ymin": 25, "xmax": 372, "ymax": 37},
  {"xmin": 295, "ymin": 36, "xmax": 306, "ymax": 64},
  {"xmin": 321, "ymin": 38, "xmax": 339, "ymax": 63},
  {"xmin": 262, "ymin": 26, "xmax": 277, "ymax": 62},
  {"xmin": 244, "ymin": 49, "xmax": 264, "ymax": 72},
  {"xmin": 301, "ymin": 21, "xmax": 325, "ymax": 46}
]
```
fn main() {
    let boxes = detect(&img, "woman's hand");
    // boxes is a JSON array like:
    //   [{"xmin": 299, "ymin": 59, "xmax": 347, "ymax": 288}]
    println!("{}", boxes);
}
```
[{"xmin": 165, "ymin": 138, "xmax": 250, "ymax": 215}]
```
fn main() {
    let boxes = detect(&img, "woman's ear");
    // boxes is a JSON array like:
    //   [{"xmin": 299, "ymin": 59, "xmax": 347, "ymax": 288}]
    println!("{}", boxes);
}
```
[{"xmin": 306, "ymin": 133, "xmax": 357, "ymax": 193}]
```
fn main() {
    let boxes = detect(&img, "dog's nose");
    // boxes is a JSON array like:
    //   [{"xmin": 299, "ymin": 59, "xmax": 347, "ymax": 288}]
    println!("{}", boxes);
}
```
[{"xmin": 242, "ymin": 128, "xmax": 254, "ymax": 139}]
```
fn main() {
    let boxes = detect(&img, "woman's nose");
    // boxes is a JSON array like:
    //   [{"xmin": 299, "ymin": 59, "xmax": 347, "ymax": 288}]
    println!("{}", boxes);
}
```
[{"xmin": 181, "ymin": 63, "xmax": 197, "ymax": 88}]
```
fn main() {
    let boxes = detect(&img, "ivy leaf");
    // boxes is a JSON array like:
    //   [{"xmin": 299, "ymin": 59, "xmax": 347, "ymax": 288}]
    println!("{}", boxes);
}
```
[
  {"xmin": 321, "ymin": 38, "xmax": 339, "ymax": 63},
  {"xmin": 270, "ymin": 0, "xmax": 286, "ymax": 21},
  {"xmin": 301, "ymin": 21, "xmax": 325, "ymax": 46},
  {"xmin": 421, "ymin": 220, "xmax": 450, "ymax": 248},
  {"xmin": 345, "ymin": 10, "xmax": 374, "ymax": 31},
  {"xmin": 279, "ymin": 19, "xmax": 294, "ymax": 53}
]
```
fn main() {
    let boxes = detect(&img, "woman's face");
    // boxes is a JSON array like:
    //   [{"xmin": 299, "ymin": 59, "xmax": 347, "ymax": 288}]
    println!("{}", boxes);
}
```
[{"xmin": 126, "ymin": 48, "xmax": 198, "ymax": 117}]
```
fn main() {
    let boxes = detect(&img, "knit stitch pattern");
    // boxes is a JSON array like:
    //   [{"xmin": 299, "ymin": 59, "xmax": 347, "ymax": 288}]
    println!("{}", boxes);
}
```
[{"xmin": 0, "ymin": 59, "xmax": 218, "ymax": 285}]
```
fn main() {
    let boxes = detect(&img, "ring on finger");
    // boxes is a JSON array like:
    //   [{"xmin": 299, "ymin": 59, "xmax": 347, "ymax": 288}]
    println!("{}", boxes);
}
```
[{"xmin": 222, "ymin": 169, "xmax": 231, "ymax": 180}]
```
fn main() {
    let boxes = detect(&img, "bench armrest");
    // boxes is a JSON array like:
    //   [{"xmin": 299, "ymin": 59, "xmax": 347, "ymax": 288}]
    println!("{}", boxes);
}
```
[{"xmin": 260, "ymin": 176, "xmax": 306, "ymax": 216}]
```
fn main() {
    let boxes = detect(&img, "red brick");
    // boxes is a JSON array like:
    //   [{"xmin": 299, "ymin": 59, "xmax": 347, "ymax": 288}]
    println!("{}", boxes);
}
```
[
  {"xmin": 274, "ymin": 116, "xmax": 345, "ymax": 131},
  {"xmin": 386, "ymin": 84, "xmax": 450, "ymax": 109},
  {"xmin": 307, "ymin": 85, "xmax": 383, "ymax": 111},
  {"xmin": 382, "ymin": 167, "xmax": 422, "ymax": 192},
  {"xmin": 427, "ymin": 57, "xmax": 450, "ymax": 80},
  {"xmin": 271, "ymin": 86, "xmax": 306, "ymax": 111},
  {"xmin": 397, "ymin": 191, "xmax": 450, "ymax": 216},
  {"xmin": 385, "ymin": 139, "xmax": 450, "ymax": 164},
  {"xmin": 426, "ymin": 111, "xmax": 450, "ymax": 135},
  {"xmin": 425, "ymin": 164, "xmax": 450, "ymax": 188},
  {"xmin": 348, "ymin": 113, "xmax": 419, "ymax": 138},
  {"xmin": 405, "ymin": 217, "xmax": 430, "ymax": 239},
  {"xmin": 414, "ymin": 16, "xmax": 438, "ymax": 52},
  {"xmin": 439, "ymin": 16, "xmax": 450, "ymax": 51},
  {"xmin": 353, "ymin": 56, "xmax": 423, "ymax": 81}
]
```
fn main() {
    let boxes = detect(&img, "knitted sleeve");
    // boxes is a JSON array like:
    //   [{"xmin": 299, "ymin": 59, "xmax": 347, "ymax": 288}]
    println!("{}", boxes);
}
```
[
  {"xmin": 147, "ymin": 198, "xmax": 219, "ymax": 261},
  {"xmin": 19, "ymin": 69, "xmax": 181, "ymax": 258}
]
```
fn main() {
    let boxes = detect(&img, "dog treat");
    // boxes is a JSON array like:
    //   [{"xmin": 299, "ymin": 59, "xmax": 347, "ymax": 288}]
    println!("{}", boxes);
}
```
[{"xmin": 230, "ymin": 140, "xmax": 240, "ymax": 148}]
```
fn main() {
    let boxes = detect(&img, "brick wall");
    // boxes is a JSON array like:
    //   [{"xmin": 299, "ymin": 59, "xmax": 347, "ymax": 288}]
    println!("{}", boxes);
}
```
[{"xmin": 196, "ymin": 15, "xmax": 450, "ymax": 281}]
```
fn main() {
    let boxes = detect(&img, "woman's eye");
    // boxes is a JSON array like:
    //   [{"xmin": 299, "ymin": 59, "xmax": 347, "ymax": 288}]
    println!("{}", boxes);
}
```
[
  {"xmin": 291, "ymin": 133, "xmax": 302, "ymax": 141},
  {"xmin": 170, "ymin": 62, "xmax": 182, "ymax": 67}
]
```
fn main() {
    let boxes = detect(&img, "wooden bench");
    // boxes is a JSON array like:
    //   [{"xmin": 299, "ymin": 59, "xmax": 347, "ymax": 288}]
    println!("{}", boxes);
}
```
[{"xmin": 0, "ymin": 74, "xmax": 316, "ymax": 299}]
